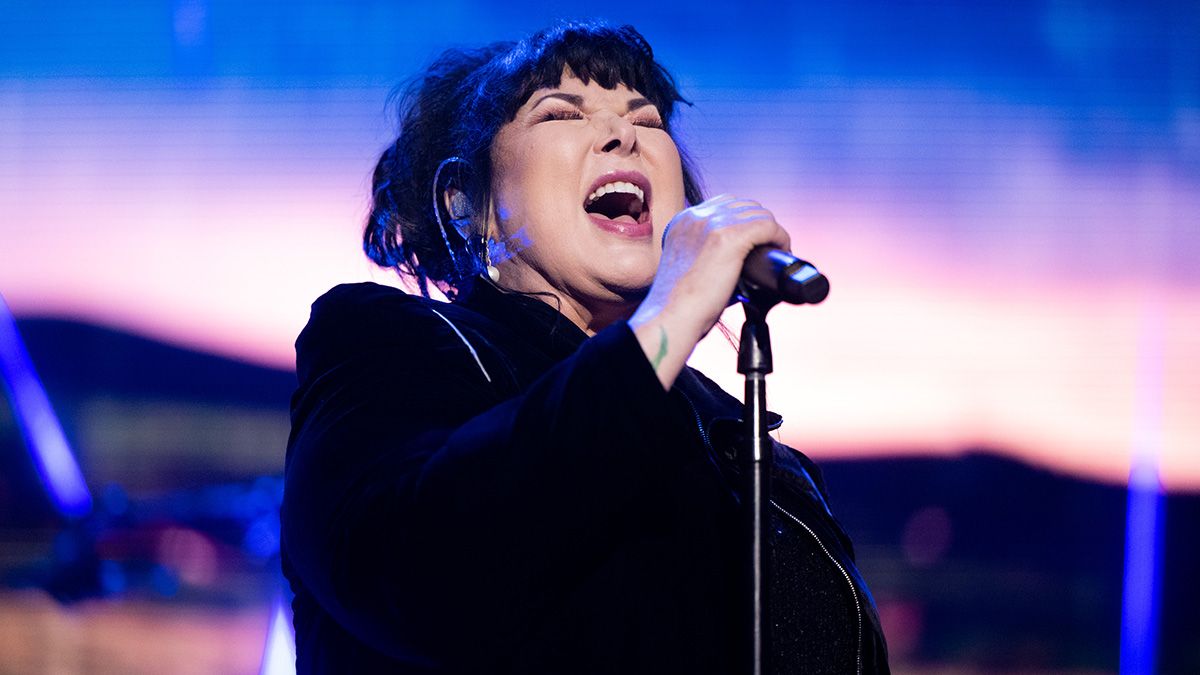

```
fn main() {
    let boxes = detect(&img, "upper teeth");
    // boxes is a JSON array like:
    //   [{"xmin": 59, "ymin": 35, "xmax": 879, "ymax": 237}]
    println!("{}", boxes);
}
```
[{"xmin": 585, "ymin": 181, "xmax": 644, "ymax": 206}]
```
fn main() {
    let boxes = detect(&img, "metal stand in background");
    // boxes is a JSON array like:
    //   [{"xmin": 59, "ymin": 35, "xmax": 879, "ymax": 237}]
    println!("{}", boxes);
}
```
[{"xmin": 737, "ymin": 296, "xmax": 779, "ymax": 675}]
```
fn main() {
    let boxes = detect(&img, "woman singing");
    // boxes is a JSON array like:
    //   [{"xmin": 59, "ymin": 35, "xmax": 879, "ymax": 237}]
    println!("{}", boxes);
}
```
[{"xmin": 282, "ymin": 21, "xmax": 889, "ymax": 674}]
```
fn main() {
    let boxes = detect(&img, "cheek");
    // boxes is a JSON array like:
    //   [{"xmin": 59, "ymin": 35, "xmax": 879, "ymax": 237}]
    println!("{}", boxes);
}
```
[
  {"xmin": 653, "ymin": 142, "xmax": 687, "ymax": 214},
  {"xmin": 499, "ymin": 133, "xmax": 578, "ymax": 212},
  {"xmin": 490, "ymin": 136, "xmax": 582, "ymax": 260},
  {"xmin": 490, "ymin": 143, "xmax": 542, "ymax": 234}
]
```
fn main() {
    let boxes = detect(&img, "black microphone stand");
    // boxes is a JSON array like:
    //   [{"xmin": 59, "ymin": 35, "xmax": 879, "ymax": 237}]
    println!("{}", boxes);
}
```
[
  {"xmin": 735, "ymin": 254, "xmax": 828, "ymax": 675},
  {"xmin": 737, "ymin": 292, "xmax": 778, "ymax": 675}
]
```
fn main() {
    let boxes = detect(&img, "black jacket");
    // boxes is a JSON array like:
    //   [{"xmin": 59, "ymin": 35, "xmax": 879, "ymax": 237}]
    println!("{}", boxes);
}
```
[{"xmin": 282, "ymin": 281, "xmax": 889, "ymax": 674}]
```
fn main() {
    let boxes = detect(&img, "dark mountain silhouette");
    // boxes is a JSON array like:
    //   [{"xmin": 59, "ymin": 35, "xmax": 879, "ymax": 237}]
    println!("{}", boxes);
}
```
[{"xmin": 13, "ymin": 317, "xmax": 296, "ymax": 408}]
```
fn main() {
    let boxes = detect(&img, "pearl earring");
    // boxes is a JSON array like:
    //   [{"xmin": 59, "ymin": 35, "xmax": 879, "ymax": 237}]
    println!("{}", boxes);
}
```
[{"xmin": 484, "ymin": 238, "xmax": 500, "ymax": 283}]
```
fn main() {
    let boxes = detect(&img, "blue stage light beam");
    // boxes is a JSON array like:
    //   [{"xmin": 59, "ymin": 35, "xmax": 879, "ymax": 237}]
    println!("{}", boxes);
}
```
[
  {"xmin": 0, "ymin": 295, "xmax": 92, "ymax": 518},
  {"xmin": 1119, "ymin": 302, "xmax": 1165, "ymax": 675},
  {"xmin": 1121, "ymin": 463, "xmax": 1163, "ymax": 675}
]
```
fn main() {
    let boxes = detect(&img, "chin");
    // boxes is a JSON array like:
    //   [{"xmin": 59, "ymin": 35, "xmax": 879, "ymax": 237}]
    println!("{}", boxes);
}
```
[
  {"xmin": 594, "ymin": 252, "xmax": 657, "ymax": 291},
  {"xmin": 591, "ymin": 271, "xmax": 655, "ymax": 304},
  {"xmin": 603, "ymin": 277, "xmax": 652, "ymax": 296}
]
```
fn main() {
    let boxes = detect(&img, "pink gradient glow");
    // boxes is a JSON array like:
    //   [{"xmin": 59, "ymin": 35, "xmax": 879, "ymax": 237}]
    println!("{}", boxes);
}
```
[{"xmin": 2, "ymin": 83, "xmax": 1197, "ymax": 491}]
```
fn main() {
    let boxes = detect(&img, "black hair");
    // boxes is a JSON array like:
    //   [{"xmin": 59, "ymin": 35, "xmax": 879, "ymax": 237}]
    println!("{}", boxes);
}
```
[{"xmin": 363, "ymin": 20, "xmax": 705, "ymax": 298}]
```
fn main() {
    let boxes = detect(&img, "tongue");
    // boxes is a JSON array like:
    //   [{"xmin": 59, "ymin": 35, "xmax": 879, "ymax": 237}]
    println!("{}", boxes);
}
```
[{"xmin": 589, "ymin": 210, "xmax": 639, "ymax": 224}]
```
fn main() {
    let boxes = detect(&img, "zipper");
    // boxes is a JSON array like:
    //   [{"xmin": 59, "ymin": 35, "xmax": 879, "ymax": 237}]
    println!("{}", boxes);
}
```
[
  {"xmin": 678, "ymin": 390, "xmax": 864, "ymax": 675},
  {"xmin": 770, "ymin": 499, "xmax": 864, "ymax": 675}
]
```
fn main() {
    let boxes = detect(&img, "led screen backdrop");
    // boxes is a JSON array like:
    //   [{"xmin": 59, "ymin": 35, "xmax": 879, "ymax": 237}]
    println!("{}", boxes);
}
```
[{"xmin": 2, "ymin": 0, "xmax": 1197, "ymax": 495}]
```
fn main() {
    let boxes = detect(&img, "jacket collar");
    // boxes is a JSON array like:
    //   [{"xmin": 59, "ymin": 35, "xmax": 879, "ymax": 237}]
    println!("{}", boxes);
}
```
[
  {"xmin": 458, "ymin": 278, "xmax": 588, "ymax": 363},
  {"xmin": 460, "ymin": 278, "xmax": 789, "ymax": 434}
]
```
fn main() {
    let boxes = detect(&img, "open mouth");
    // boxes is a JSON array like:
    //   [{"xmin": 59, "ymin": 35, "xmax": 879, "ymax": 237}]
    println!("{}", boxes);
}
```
[{"xmin": 582, "ymin": 172, "xmax": 651, "ymax": 226}]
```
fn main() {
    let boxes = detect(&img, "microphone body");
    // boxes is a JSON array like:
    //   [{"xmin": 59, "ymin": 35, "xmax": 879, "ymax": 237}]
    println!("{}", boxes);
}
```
[{"xmin": 739, "ymin": 246, "xmax": 829, "ymax": 305}]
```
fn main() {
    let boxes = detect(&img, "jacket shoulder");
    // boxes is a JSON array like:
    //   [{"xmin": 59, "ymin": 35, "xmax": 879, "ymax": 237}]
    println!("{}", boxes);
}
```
[
  {"xmin": 307, "ymin": 281, "xmax": 436, "ymax": 326},
  {"xmin": 295, "ymin": 282, "xmax": 476, "ymax": 385}
]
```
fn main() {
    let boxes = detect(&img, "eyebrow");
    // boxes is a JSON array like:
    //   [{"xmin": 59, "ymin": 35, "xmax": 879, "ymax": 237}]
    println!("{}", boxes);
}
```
[{"xmin": 530, "ymin": 92, "xmax": 656, "ymax": 114}]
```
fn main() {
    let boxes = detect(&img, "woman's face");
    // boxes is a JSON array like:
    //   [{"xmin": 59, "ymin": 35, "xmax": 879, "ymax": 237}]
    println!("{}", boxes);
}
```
[{"xmin": 487, "ymin": 71, "xmax": 686, "ymax": 331}]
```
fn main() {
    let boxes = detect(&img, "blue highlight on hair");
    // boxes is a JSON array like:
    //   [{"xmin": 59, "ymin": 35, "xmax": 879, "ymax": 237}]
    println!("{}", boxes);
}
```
[{"xmin": 0, "ymin": 295, "xmax": 92, "ymax": 518}]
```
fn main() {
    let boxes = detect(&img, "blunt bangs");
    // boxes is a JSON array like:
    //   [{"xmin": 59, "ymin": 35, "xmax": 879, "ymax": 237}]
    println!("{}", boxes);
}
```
[{"xmin": 507, "ymin": 24, "xmax": 687, "ymax": 123}]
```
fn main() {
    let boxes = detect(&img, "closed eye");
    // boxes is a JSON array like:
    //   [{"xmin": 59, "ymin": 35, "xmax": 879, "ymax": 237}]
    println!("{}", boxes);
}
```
[
  {"xmin": 632, "ymin": 115, "xmax": 664, "ymax": 129},
  {"xmin": 533, "ymin": 108, "xmax": 584, "ymax": 123},
  {"xmin": 532, "ymin": 106, "xmax": 664, "ymax": 129}
]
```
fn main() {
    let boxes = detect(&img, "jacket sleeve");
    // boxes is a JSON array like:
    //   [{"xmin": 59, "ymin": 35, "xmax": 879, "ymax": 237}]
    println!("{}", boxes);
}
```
[{"xmin": 281, "ymin": 284, "xmax": 690, "ymax": 664}]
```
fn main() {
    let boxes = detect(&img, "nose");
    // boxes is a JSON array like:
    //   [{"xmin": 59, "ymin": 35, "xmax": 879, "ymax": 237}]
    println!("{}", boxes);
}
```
[{"xmin": 591, "ymin": 112, "xmax": 637, "ymax": 156}]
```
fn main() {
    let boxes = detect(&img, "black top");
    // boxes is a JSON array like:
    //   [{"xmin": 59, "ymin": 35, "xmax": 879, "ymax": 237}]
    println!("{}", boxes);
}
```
[{"xmin": 281, "ymin": 280, "xmax": 889, "ymax": 674}]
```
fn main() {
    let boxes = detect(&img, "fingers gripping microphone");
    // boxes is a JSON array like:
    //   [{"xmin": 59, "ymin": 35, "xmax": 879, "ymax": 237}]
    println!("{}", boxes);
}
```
[{"xmin": 739, "ymin": 246, "xmax": 829, "ymax": 305}]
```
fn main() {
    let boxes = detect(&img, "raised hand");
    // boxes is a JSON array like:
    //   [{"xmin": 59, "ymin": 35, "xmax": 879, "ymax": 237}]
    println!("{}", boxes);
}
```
[{"xmin": 630, "ymin": 194, "xmax": 792, "ymax": 389}]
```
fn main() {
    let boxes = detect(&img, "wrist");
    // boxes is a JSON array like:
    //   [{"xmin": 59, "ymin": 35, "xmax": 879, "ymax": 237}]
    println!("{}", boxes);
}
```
[{"xmin": 629, "ymin": 305, "xmax": 703, "ymax": 390}]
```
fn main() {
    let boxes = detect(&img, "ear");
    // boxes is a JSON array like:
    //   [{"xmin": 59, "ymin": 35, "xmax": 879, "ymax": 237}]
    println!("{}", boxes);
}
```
[{"xmin": 443, "ymin": 187, "xmax": 471, "ymax": 221}]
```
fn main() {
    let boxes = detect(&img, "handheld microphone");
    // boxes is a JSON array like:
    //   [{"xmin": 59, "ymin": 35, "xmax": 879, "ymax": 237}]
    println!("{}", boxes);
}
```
[{"xmin": 739, "ymin": 246, "xmax": 829, "ymax": 305}]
